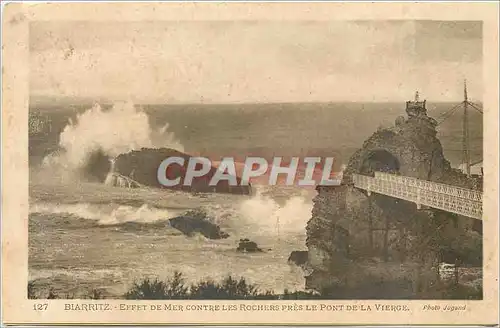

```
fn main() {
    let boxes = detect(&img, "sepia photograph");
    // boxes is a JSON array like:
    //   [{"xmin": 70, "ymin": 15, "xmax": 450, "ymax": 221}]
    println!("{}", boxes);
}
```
[
  {"xmin": 2, "ymin": 2, "xmax": 498, "ymax": 326},
  {"xmin": 27, "ymin": 18, "xmax": 484, "ymax": 300}
]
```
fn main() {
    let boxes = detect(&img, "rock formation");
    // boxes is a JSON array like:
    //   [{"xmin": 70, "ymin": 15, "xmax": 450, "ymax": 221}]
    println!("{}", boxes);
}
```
[
  {"xmin": 236, "ymin": 239, "xmax": 263, "ymax": 253},
  {"xmin": 304, "ymin": 98, "xmax": 482, "ymax": 297},
  {"xmin": 110, "ymin": 148, "xmax": 251, "ymax": 195},
  {"xmin": 168, "ymin": 209, "xmax": 230, "ymax": 239},
  {"xmin": 288, "ymin": 251, "xmax": 309, "ymax": 267}
]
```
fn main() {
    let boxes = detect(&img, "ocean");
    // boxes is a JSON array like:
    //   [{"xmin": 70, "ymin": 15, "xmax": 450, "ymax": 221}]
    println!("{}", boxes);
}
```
[{"xmin": 28, "ymin": 101, "xmax": 483, "ymax": 298}]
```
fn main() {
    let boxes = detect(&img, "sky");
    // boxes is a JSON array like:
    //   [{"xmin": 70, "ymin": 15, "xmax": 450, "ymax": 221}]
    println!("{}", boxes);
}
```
[{"xmin": 30, "ymin": 20, "xmax": 483, "ymax": 104}]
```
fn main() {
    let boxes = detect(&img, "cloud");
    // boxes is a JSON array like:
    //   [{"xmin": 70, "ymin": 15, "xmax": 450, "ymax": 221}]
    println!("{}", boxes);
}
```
[{"xmin": 30, "ymin": 21, "xmax": 482, "ymax": 103}]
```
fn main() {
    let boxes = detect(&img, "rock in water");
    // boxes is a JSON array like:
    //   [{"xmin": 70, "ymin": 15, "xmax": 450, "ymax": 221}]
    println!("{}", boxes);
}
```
[
  {"xmin": 112, "ymin": 147, "xmax": 251, "ymax": 195},
  {"xmin": 288, "ymin": 250, "xmax": 308, "ymax": 267},
  {"xmin": 168, "ymin": 210, "xmax": 229, "ymax": 240},
  {"xmin": 236, "ymin": 239, "xmax": 263, "ymax": 253},
  {"xmin": 305, "ymin": 98, "xmax": 482, "ymax": 295}
]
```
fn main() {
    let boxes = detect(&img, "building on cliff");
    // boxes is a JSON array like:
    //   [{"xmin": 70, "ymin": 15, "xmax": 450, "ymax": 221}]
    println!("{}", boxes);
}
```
[{"xmin": 304, "ymin": 92, "xmax": 482, "ymax": 298}]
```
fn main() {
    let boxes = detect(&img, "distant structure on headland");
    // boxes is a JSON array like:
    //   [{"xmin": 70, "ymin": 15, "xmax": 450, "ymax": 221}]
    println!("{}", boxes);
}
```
[{"xmin": 29, "ymin": 110, "xmax": 52, "ymax": 135}]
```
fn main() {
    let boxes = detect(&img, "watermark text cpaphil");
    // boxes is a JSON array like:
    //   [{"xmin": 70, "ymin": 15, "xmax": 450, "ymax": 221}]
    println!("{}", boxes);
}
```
[{"xmin": 157, "ymin": 156, "xmax": 342, "ymax": 187}]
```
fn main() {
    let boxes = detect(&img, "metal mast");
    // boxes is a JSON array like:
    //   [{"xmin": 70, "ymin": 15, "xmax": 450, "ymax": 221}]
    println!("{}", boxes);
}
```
[
  {"xmin": 435, "ymin": 79, "xmax": 482, "ymax": 176},
  {"xmin": 462, "ymin": 80, "xmax": 471, "ymax": 176}
]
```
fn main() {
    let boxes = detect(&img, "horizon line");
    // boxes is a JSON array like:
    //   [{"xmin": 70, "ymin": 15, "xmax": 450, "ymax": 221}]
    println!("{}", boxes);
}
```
[{"xmin": 29, "ymin": 97, "xmax": 481, "ymax": 107}]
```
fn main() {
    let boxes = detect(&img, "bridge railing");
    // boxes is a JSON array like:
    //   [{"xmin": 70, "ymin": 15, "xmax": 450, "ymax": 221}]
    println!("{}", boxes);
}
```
[
  {"xmin": 373, "ymin": 172, "xmax": 483, "ymax": 203},
  {"xmin": 352, "ymin": 172, "xmax": 482, "ymax": 220},
  {"xmin": 105, "ymin": 172, "xmax": 145, "ymax": 189}
]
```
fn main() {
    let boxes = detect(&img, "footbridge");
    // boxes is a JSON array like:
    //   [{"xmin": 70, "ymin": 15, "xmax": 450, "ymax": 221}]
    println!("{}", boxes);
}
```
[
  {"xmin": 352, "ymin": 172, "xmax": 482, "ymax": 220},
  {"xmin": 104, "ymin": 172, "xmax": 145, "ymax": 189}
]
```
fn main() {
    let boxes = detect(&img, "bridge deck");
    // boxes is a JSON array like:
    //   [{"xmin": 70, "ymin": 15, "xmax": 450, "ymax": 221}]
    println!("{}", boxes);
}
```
[
  {"xmin": 104, "ymin": 172, "xmax": 146, "ymax": 189},
  {"xmin": 352, "ymin": 172, "xmax": 482, "ymax": 220}
]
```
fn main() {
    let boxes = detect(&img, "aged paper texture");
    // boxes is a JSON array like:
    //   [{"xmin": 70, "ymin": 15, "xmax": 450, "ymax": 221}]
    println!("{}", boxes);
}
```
[{"xmin": 2, "ymin": 2, "xmax": 499, "ymax": 325}]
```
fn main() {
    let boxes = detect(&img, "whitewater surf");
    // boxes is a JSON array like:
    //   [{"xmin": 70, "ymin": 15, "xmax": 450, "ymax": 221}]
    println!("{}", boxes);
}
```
[{"xmin": 29, "ymin": 101, "xmax": 315, "ymax": 298}]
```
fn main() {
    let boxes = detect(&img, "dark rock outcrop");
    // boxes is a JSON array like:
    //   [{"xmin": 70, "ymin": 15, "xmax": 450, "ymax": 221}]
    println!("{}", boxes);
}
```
[
  {"xmin": 288, "ymin": 251, "xmax": 309, "ymax": 267},
  {"xmin": 112, "ymin": 148, "xmax": 251, "ymax": 195},
  {"xmin": 305, "ymin": 99, "xmax": 482, "ymax": 296},
  {"xmin": 236, "ymin": 239, "xmax": 263, "ymax": 253},
  {"xmin": 168, "ymin": 210, "xmax": 229, "ymax": 239}
]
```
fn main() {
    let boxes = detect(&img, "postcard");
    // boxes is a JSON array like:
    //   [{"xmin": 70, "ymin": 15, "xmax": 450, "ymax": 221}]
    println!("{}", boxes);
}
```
[{"xmin": 2, "ymin": 2, "xmax": 498, "ymax": 325}]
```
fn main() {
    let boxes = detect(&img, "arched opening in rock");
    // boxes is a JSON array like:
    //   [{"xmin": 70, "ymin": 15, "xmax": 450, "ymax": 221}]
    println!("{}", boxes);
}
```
[
  {"xmin": 357, "ymin": 150, "xmax": 409, "ymax": 262},
  {"xmin": 359, "ymin": 149, "xmax": 400, "ymax": 176}
]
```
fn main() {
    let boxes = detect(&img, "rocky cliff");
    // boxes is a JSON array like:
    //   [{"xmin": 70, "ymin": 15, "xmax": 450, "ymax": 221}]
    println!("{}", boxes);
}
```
[{"xmin": 304, "ymin": 103, "xmax": 482, "ymax": 297}]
